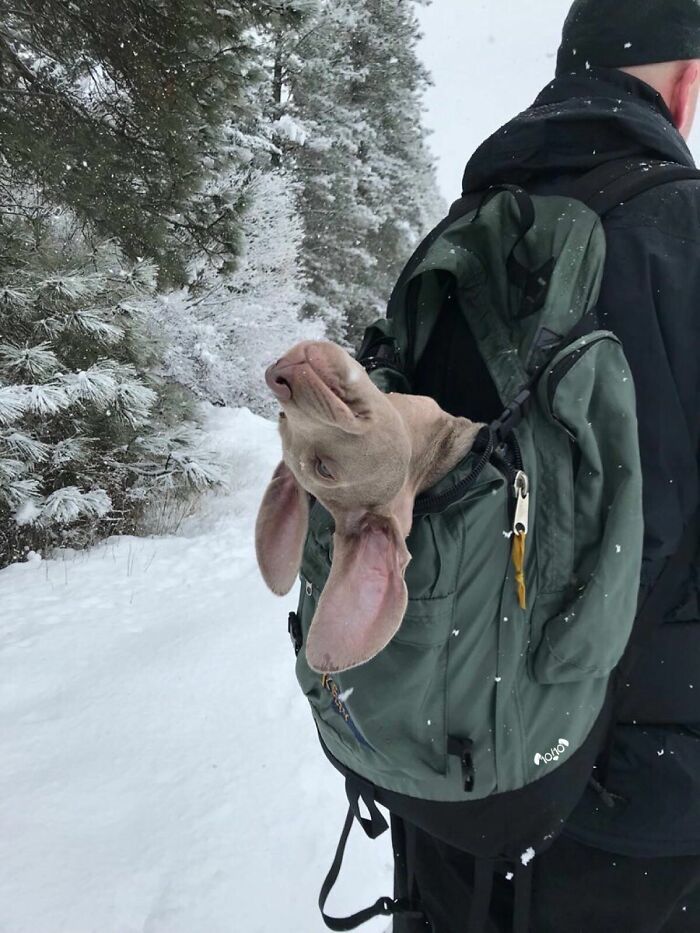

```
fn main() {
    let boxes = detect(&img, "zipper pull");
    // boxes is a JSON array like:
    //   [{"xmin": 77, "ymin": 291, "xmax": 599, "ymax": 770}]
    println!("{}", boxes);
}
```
[
  {"xmin": 513, "ymin": 471, "xmax": 530, "ymax": 536},
  {"xmin": 512, "ymin": 472, "xmax": 530, "ymax": 611}
]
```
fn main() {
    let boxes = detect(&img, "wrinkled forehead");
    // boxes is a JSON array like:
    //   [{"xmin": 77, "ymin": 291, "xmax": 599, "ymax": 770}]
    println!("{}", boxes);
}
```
[
  {"xmin": 282, "ymin": 413, "xmax": 399, "ymax": 460},
  {"xmin": 280, "ymin": 402, "xmax": 411, "ymax": 498}
]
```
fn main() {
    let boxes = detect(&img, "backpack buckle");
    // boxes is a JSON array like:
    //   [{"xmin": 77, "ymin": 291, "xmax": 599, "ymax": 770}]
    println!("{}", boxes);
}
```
[
  {"xmin": 491, "ymin": 389, "xmax": 533, "ymax": 443},
  {"xmin": 288, "ymin": 612, "xmax": 302, "ymax": 656},
  {"xmin": 448, "ymin": 736, "xmax": 475, "ymax": 792}
]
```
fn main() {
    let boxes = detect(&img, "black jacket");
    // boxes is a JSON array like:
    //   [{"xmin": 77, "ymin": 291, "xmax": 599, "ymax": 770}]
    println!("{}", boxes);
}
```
[
  {"xmin": 463, "ymin": 67, "xmax": 700, "ymax": 725},
  {"xmin": 461, "ymin": 68, "xmax": 700, "ymax": 856}
]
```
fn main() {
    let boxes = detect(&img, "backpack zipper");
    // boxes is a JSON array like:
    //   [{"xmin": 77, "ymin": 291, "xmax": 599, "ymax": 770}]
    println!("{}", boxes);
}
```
[
  {"xmin": 413, "ymin": 428, "xmax": 494, "ymax": 516},
  {"xmin": 546, "ymin": 334, "xmax": 610, "ymax": 410}
]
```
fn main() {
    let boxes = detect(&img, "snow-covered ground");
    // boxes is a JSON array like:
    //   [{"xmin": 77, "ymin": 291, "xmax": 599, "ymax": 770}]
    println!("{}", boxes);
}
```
[{"xmin": 0, "ymin": 407, "xmax": 391, "ymax": 933}]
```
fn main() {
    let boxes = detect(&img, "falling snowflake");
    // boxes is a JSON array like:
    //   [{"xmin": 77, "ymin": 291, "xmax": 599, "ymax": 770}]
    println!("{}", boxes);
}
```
[{"xmin": 521, "ymin": 848, "xmax": 536, "ymax": 867}]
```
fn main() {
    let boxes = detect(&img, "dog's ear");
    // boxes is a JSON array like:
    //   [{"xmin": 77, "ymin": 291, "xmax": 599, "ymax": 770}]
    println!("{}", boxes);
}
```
[
  {"xmin": 256, "ymin": 461, "xmax": 309, "ymax": 596},
  {"xmin": 305, "ymin": 512, "xmax": 411, "ymax": 674}
]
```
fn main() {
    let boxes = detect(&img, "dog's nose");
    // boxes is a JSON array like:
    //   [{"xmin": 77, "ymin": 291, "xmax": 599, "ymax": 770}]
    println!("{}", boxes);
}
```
[
  {"xmin": 265, "ymin": 341, "xmax": 312, "ymax": 402},
  {"xmin": 265, "ymin": 362, "xmax": 293, "ymax": 401},
  {"xmin": 265, "ymin": 346, "xmax": 309, "ymax": 401}
]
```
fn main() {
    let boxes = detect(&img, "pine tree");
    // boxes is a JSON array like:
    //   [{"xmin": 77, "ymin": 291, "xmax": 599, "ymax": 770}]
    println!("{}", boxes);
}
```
[
  {"xmin": 284, "ymin": 0, "xmax": 443, "ymax": 343},
  {"xmin": 150, "ymin": 167, "xmax": 323, "ymax": 414},
  {"xmin": 354, "ymin": 0, "xmax": 444, "ymax": 342},
  {"xmin": 0, "ymin": 196, "xmax": 220, "ymax": 567},
  {"xmin": 148, "ymin": 1, "xmax": 325, "ymax": 410},
  {"xmin": 0, "ymin": 0, "xmax": 267, "ymax": 283}
]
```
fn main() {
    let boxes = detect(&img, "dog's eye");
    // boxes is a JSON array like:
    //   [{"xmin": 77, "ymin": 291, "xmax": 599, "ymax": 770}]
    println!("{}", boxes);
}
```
[{"xmin": 316, "ymin": 459, "xmax": 334, "ymax": 480}]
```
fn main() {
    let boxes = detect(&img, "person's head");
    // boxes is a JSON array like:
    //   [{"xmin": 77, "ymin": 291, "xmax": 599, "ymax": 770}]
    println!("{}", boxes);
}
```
[{"xmin": 557, "ymin": 0, "xmax": 700, "ymax": 139}]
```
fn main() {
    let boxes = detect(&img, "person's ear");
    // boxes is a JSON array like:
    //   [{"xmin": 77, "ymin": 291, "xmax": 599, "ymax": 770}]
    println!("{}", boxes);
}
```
[{"xmin": 670, "ymin": 60, "xmax": 700, "ymax": 139}]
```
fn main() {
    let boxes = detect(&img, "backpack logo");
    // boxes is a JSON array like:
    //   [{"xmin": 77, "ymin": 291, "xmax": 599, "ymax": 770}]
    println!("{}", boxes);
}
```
[{"xmin": 534, "ymin": 738, "xmax": 570, "ymax": 766}]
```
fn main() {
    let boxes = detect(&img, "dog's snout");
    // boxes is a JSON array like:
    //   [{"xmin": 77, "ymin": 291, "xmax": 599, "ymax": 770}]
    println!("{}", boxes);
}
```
[
  {"xmin": 265, "ymin": 362, "xmax": 293, "ymax": 401},
  {"xmin": 265, "ymin": 346, "xmax": 311, "ymax": 402}
]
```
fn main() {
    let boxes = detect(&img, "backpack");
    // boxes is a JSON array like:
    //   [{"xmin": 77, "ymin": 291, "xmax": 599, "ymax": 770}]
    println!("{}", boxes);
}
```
[{"xmin": 288, "ymin": 159, "xmax": 700, "ymax": 933}]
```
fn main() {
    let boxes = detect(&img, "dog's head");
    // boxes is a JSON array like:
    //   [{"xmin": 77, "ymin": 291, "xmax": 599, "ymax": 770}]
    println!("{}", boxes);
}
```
[{"xmin": 256, "ymin": 340, "xmax": 480, "ymax": 674}]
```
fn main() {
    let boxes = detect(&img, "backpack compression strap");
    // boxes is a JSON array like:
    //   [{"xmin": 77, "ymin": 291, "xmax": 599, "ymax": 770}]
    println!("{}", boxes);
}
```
[
  {"xmin": 321, "ymin": 783, "xmax": 535, "ymax": 933},
  {"xmin": 319, "ymin": 775, "xmax": 425, "ymax": 931}
]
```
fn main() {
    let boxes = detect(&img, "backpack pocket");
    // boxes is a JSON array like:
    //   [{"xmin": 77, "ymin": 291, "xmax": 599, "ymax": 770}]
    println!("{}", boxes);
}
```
[
  {"xmin": 529, "ymin": 332, "xmax": 644, "ymax": 684},
  {"xmin": 296, "ymin": 455, "xmax": 508, "ymax": 794}
]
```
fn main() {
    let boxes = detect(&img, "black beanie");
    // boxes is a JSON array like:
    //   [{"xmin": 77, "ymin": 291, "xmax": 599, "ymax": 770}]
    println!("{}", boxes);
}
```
[{"xmin": 557, "ymin": 0, "xmax": 700, "ymax": 75}]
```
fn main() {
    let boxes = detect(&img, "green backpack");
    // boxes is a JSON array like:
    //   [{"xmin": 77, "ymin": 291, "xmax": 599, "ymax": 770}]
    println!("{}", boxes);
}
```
[{"xmin": 289, "ymin": 160, "xmax": 698, "ymax": 933}]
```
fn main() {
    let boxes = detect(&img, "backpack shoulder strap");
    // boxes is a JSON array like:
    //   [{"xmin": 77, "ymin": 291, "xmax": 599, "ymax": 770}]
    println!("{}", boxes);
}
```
[
  {"xmin": 568, "ymin": 157, "xmax": 700, "ymax": 217},
  {"xmin": 569, "ymin": 158, "xmax": 700, "ymax": 644}
]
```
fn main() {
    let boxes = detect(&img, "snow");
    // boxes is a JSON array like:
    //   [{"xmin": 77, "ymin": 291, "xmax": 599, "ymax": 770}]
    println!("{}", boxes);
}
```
[
  {"xmin": 0, "ymin": 406, "xmax": 391, "ymax": 933},
  {"xmin": 520, "ymin": 847, "xmax": 536, "ymax": 867},
  {"xmin": 271, "ymin": 114, "xmax": 309, "ymax": 146}
]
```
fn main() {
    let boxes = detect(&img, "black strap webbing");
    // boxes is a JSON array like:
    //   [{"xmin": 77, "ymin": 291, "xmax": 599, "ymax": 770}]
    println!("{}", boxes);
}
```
[
  {"xmin": 466, "ymin": 857, "xmax": 534, "ymax": 933},
  {"xmin": 569, "ymin": 157, "xmax": 700, "ymax": 217},
  {"xmin": 319, "ymin": 778, "xmax": 425, "ymax": 931},
  {"xmin": 512, "ymin": 863, "xmax": 534, "ymax": 933},
  {"xmin": 467, "ymin": 858, "xmax": 496, "ymax": 933}
]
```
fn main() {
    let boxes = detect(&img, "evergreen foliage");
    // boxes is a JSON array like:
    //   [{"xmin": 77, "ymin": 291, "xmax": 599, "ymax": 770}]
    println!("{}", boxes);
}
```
[
  {"xmin": 283, "ymin": 0, "xmax": 443, "ymax": 342},
  {"xmin": 0, "ymin": 0, "xmax": 442, "ymax": 564},
  {"xmin": 152, "ymin": 168, "xmax": 323, "ymax": 415},
  {"xmin": 0, "ymin": 0, "xmax": 265, "ymax": 283},
  {"xmin": 0, "ymin": 200, "xmax": 220, "ymax": 565}
]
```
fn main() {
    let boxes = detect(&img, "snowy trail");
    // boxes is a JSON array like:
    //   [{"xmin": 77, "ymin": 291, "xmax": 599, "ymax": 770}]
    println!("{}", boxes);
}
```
[{"xmin": 0, "ymin": 408, "xmax": 391, "ymax": 933}]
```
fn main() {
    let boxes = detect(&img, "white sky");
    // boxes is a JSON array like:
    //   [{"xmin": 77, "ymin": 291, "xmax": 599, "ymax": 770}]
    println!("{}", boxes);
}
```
[{"xmin": 416, "ymin": 0, "xmax": 700, "ymax": 199}]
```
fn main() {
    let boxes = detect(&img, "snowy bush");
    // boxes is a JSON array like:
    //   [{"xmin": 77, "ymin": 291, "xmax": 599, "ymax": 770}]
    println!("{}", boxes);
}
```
[{"xmin": 0, "ymin": 203, "xmax": 221, "ymax": 567}]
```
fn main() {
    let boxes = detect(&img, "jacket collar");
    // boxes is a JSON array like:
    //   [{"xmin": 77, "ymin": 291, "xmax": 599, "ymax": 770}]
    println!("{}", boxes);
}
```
[
  {"xmin": 535, "ymin": 67, "xmax": 677, "ymax": 128},
  {"xmin": 462, "ymin": 67, "xmax": 695, "ymax": 195}
]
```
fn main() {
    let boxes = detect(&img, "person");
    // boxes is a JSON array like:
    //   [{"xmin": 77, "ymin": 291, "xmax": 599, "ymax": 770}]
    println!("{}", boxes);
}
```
[{"xmin": 392, "ymin": 1, "xmax": 700, "ymax": 930}]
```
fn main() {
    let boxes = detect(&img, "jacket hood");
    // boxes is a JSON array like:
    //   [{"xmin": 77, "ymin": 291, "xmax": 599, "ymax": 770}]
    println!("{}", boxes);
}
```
[{"xmin": 462, "ymin": 68, "xmax": 696, "ymax": 195}]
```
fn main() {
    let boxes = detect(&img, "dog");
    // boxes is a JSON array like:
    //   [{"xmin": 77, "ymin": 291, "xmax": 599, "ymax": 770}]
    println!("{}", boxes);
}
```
[{"xmin": 255, "ymin": 340, "xmax": 483, "ymax": 674}]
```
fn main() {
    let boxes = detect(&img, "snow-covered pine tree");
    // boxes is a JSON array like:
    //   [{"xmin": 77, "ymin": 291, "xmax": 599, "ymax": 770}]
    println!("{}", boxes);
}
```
[
  {"xmin": 283, "ymin": 0, "xmax": 444, "ymax": 343},
  {"xmin": 353, "ymin": 0, "xmax": 445, "ymax": 341},
  {"xmin": 147, "ymin": 0, "xmax": 325, "ymax": 411},
  {"xmin": 0, "ymin": 197, "xmax": 220, "ymax": 567},
  {"xmin": 150, "ymin": 168, "xmax": 323, "ymax": 415},
  {"xmin": 0, "ymin": 0, "xmax": 266, "ymax": 283}
]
